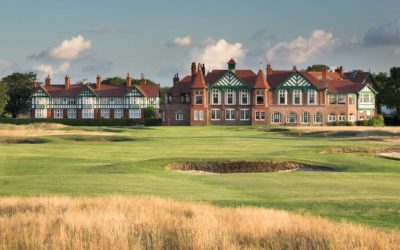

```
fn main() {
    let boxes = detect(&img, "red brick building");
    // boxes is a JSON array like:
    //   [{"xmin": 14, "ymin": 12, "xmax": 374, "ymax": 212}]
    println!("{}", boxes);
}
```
[
  {"xmin": 163, "ymin": 60, "xmax": 377, "ymax": 126},
  {"xmin": 31, "ymin": 74, "xmax": 160, "ymax": 120}
]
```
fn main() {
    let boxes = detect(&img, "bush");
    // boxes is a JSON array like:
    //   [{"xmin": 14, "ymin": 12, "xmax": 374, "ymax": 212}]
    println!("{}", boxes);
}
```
[
  {"xmin": 331, "ymin": 121, "xmax": 354, "ymax": 126},
  {"xmin": 0, "ymin": 118, "xmax": 141, "ymax": 126},
  {"xmin": 357, "ymin": 115, "xmax": 385, "ymax": 127},
  {"xmin": 143, "ymin": 107, "xmax": 156, "ymax": 119},
  {"xmin": 144, "ymin": 118, "xmax": 162, "ymax": 126}
]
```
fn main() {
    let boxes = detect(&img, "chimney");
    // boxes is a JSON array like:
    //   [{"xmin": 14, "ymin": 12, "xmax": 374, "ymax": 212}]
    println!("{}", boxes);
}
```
[
  {"xmin": 266, "ymin": 64, "xmax": 272, "ymax": 75},
  {"xmin": 322, "ymin": 66, "xmax": 327, "ymax": 81},
  {"xmin": 201, "ymin": 64, "xmax": 206, "ymax": 76},
  {"xmin": 64, "ymin": 75, "xmax": 71, "ymax": 89},
  {"xmin": 173, "ymin": 73, "xmax": 180, "ymax": 87},
  {"xmin": 292, "ymin": 65, "xmax": 297, "ymax": 71},
  {"xmin": 32, "ymin": 81, "xmax": 38, "ymax": 89},
  {"xmin": 335, "ymin": 66, "xmax": 344, "ymax": 77},
  {"xmin": 140, "ymin": 73, "xmax": 147, "ymax": 85},
  {"xmin": 191, "ymin": 62, "xmax": 197, "ymax": 80},
  {"xmin": 126, "ymin": 73, "xmax": 132, "ymax": 88},
  {"xmin": 96, "ymin": 75, "xmax": 102, "ymax": 89},
  {"xmin": 45, "ymin": 75, "xmax": 51, "ymax": 86}
]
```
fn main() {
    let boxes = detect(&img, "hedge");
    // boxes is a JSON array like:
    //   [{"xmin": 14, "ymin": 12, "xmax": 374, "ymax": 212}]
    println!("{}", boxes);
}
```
[{"xmin": 0, "ymin": 118, "xmax": 162, "ymax": 126}]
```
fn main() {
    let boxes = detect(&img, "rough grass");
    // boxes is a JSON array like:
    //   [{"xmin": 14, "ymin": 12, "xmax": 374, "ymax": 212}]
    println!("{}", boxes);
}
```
[{"xmin": 0, "ymin": 197, "xmax": 399, "ymax": 250}]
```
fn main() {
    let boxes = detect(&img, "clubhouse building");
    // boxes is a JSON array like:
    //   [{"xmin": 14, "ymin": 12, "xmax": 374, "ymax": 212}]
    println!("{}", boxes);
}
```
[
  {"xmin": 163, "ymin": 59, "xmax": 377, "ymax": 126},
  {"xmin": 30, "ymin": 74, "xmax": 160, "ymax": 120}
]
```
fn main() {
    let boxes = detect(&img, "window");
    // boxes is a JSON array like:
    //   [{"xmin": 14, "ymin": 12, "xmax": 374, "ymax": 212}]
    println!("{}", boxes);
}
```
[
  {"xmin": 115, "ymin": 98, "xmax": 123, "ymax": 104},
  {"xmin": 293, "ymin": 90, "xmax": 302, "ymax": 105},
  {"xmin": 180, "ymin": 94, "xmax": 190, "ymax": 104},
  {"xmin": 194, "ymin": 110, "xmax": 199, "ymax": 121},
  {"xmin": 260, "ymin": 111, "xmax": 265, "ymax": 120},
  {"xmin": 129, "ymin": 109, "xmax": 141, "ymax": 119},
  {"xmin": 256, "ymin": 90, "xmax": 264, "ymax": 105},
  {"xmin": 349, "ymin": 113, "xmax": 355, "ymax": 121},
  {"xmin": 278, "ymin": 90, "xmax": 287, "ymax": 105},
  {"xmin": 82, "ymin": 109, "xmax": 94, "ymax": 119},
  {"xmin": 194, "ymin": 90, "xmax": 203, "ymax": 105},
  {"xmin": 199, "ymin": 111, "xmax": 204, "ymax": 120},
  {"xmin": 338, "ymin": 113, "xmax": 346, "ymax": 121},
  {"xmin": 225, "ymin": 109, "xmax": 235, "ymax": 120},
  {"xmin": 211, "ymin": 109, "xmax": 221, "ymax": 120},
  {"xmin": 82, "ymin": 97, "xmax": 93, "ymax": 105},
  {"xmin": 301, "ymin": 112, "xmax": 310, "ymax": 124},
  {"xmin": 67, "ymin": 109, "xmax": 76, "ymax": 119},
  {"xmin": 69, "ymin": 98, "xmax": 76, "ymax": 105},
  {"xmin": 211, "ymin": 89, "xmax": 221, "ymax": 105},
  {"xmin": 166, "ymin": 94, "xmax": 172, "ymax": 104},
  {"xmin": 349, "ymin": 95, "xmax": 355, "ymax": 105},
  {"xmin": 240, "ymin": 109, "xmax": 250, "ymax": 120},
  {"xmin": 286, "ymin": 112, "xmax": 297, "ymax": 123},
  {"xmin": 101, "ymin": 109, "xmax": 110, "ymax": 118},
  {"xmin": 366, "ymin": 110, "xmax": 372, "ymax": 119},
  {"xmin": 175, "ymin": 112, "xmax": 183, "ymax": 121},
  {"xmin": 328, "ymin": 113, "xmax": 336, "ymax": 122},
  {"xmin": 240, "ymin": 90, "xmax": 249, "ymax": 105},
  {"xmin": 110, "ymin": 98, "xmax": 115, "ymax": 105},
  {"xmin": 329, "ymin": 95, "xmax": 337, "ymax": 105},
  {"xmin": 359, "ymin": 111, "xmax": 365, "ymax": 120},
  {"xmin": 313, "ymin": 112, "xmax": 323, "ymax": 124},
  {"xmin": 62, "ymin": 98, "xmax": 68, "ymax": 105},
  {"xmin": 337, "ymin": 95, "xmax": 345, "ymax": 104},
  {"xmin": 225, "ymin": 90, "xmax": 236, "ymax": 105},
  {"xmin": 114, "ymin": 109, "xmax": 123, "ymax": 119},
  {"xmin": 360, "ymin": 93, "xmax": 373, "ymax": 104},
  {"xmin": 35, "ymin": 109, "xmax": 47, "ymax": 118},
  {"xmin": 54, "ymin": 109, "xmax": 63, "ymax": 119},
  {"xmin": 271, "ymin": 113, "xmax": 281, "ymax": 124},
  {"xmin": 308, "ymin": 90, "xmax": 317, "ymax": 105}
]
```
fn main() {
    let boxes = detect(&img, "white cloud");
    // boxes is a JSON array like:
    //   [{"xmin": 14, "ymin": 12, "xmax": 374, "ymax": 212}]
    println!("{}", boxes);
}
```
[
  {"xmin": 364, "ymin": 17, "xmax": 400, "ymax": 46},
  {"xmin": 0, "ymin": 59, "xmax": 12, "ymax": 69},
  {"xmin": 191, "ymin": 39, "xmax": 246, "ymax": 70},
  {"xmin": 173, "ymin": 36, "xmax": 192, "ymax": 47},
  {"xmin": 33, "ymin": 62, "xmax": 70, "ymax": 77},
  {"xmin": 49, "ymin": 35, "xmax": 91, "ymax": 60},
  {"xmin": 266, "ymin": 29, "xmax": 336, "ymax": 65}
]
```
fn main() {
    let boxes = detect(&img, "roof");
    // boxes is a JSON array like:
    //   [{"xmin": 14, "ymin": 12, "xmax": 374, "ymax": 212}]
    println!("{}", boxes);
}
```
[
  {"xmin": 308, "ymin": 71, "xmax": 343, "ymax": 80},
  {"xmin": 227, "ymin": 58, "xmax": 236, "ymax": 65},
  {"xmin": 191, "ymin": 68, "xmax": 207, "ymax": 88},
  {"xmin": 205, "ymin": 70, "xmax": 257, "ymax": 86},
  {"xmin": 326, "ymin": 80, "xmax": 366, "ymax": 93},
  {"xmin": 166, "ymin": 75, "xmax": 192, "ymax": 94},
  {"xmin": 38, "ymin": 82, "xmax": 160, "ymax": 98},
  {"xmin": 267, "ymin": 70, "xmax": 326, "ymax": 90},
  {"xmin": 253, "ymin": 69, "xmax": 269, "ymax": 89}
]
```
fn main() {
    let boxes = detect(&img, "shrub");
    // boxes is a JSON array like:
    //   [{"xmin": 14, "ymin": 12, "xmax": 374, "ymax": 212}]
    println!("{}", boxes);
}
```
[
  {"xmin": 144, "ymin": 118, "xmax": 162, "ymax": 126},
  {"xmin": 143, "ymin": 107, "xmax": 156, "ymax": 119},
  {"xmin": 357, "ymin": 115, "xmax": 385, "ymax": 127}
]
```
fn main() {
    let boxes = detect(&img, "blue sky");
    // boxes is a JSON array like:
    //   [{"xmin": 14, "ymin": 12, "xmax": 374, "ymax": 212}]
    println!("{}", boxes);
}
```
[{"xmin": 1, "ymin": 0, "xmax": 400, "ymax": 86}]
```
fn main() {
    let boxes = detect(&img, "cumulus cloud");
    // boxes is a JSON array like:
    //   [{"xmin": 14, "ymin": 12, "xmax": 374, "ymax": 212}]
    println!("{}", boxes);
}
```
[
  {"xmin": 33, "ymin": 62, "xmax": 70, "ymax": 77},
  {"xmin": 191, "ymin": 39, "xmax": 246, "ymax": 70},
  {"xmin": 166, "ymin": 36, "xmax": 192, "ymax": 47},
  {"xmin": 266, "ymin": 29, "xmax": 336, "ymax": 65},
  {"xmin": 0, "ymin": 59, "xmax": 12, "ymax": 69},
  {"xmin": 364, "ymin": 17, "xmax": 400, "ymax": 46},
  {"xmin": 30, "ymin": 35, "xmax": 91, "ymax": 61}
]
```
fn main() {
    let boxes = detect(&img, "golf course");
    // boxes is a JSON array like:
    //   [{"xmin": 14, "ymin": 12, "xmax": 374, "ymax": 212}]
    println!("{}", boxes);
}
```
[{"xmin": 0, "ymin": 124, "xmax": 399, "ymax": 231}]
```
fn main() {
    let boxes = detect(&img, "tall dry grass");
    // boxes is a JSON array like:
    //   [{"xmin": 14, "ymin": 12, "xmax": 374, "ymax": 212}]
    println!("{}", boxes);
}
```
[{"xmin": 0, "ymin": 197, "xmax": 398, "ymax": 250}]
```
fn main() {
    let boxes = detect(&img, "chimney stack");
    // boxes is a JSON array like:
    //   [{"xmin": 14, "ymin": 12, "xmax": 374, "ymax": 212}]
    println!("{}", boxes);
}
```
[
  {"xmin": 266, "ymin": 64, "xmax": 272, "ymax": 75},
  {"xmin": 191, "ymin": 62, "xmax": 197, "ymax": 80},
  {"xmin": 32, "ymin": 81, "xmax": 38, "ymax": 89},
  {"xmin": 322, "ymin": 66, "xmax": 327, "ymax": 81},
  {"xmin": 335, "ymin": 66, "xmax": 344, "ymax": 77},
  {"xmin": 45, "ymin": 75, "xmax": 51, "ymax": 86},
  {"xmin": 96, "ymin": 75, "xmax": 102, "ymax": 89},
  {"xmin": 64, "ymin": 75, "xmax": 71, "ymax": 89},
  {"xmin": 293, "ymin": 65, "xmax": 297, "ymax": 71},
  {"xmin": 126, "ymin": 73, "xmax": 132, "ymax": 88},
  {"xmin": 201, "ymin": 64, "xmax": 206, "ymax": 76},
  {"xmin": 140, "ymin": 73, "xmax": 147, "ymax": 85},
  {"xmin": 173, "ymin": 73, "xmax": 180, "ymax": 87}
]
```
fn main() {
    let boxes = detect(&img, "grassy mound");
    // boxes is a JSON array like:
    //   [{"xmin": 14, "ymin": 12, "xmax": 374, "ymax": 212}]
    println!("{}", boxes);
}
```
[
  {"xmin": 166, "ymin": 161, "xmax": 331, "ymax": 173},
  {"xmin": 59, "ymin": 135, "xmax": 134, "ymax": 142},
  {"xmin": 0, "ymin": 137, "xmax": 48, "ymax": 144},
  {"xmin": 0, "ymin": 197, "xmax": 399, "ymax": 249}
]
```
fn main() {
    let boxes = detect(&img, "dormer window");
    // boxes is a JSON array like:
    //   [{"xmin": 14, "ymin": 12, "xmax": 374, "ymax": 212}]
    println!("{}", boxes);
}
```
[
  {"xmin": 256, "ymin": 90, "xmax": 264, "ymax": 105},
  {"xmin": 195, "ymin": 90, "xmax": 203, "ymax": 105}
]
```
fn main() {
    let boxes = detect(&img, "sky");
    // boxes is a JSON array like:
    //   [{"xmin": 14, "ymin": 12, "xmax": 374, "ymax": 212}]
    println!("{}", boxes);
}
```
[{"xmin": 1, "ymin": 0, "xmax": 400, "ymax": 86}]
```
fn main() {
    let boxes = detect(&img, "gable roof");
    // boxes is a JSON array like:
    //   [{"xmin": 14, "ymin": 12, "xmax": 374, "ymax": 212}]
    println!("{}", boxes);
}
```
[
  {"xmin": 205, "ymin": 70, "xmax": 257, "ymax": 87},
  {"xmin": 191, "ymin": 67, "xmax": 207, "ymax": 88},
  {"xmin": 267, "ymin": 70, "xmax": 326, "ymax": 90},
  {"xmin": 253, "ymin": 69, "xmax": 269, "ymax": 88}
]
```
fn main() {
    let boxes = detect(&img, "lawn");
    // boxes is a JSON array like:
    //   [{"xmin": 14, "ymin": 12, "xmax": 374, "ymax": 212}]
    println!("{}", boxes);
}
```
[{"xmin": 0, "ymin": 125, "xmax": 399, "ymax": 230}]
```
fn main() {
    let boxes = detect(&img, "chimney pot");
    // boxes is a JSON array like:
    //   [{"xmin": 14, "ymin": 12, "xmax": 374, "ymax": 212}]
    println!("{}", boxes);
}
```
[
  {"xmin": 45, "ymin": 75, "xmax": 51, "ymax": 86},
  {"xmin": 293, "ymin": 65, "xmax": 297, "ymax": 71},
  {"xmin": 173, "ymin": 73, "xmax": 180, "ymax": 87},
  {"xmin": 266, "ymin": 64, "xmax": 272, "ymax": 75},
  {"xmin": 96, "ymin": 74, "xmax": 102, "ymax": 89},
  {"xmin": 322, "ymin": 66, "xmax": 327, "ymax": 81},
  {"xmin": 65, "ymin": 75, "xmax": 71, "ymax": 89},
  {"xmin": 191, "ymin": 62, "xmax": 197, "ymax": 80},
  {"xmin": 126, "ymin": 73, "xmax": 132, "ymax": 88}
]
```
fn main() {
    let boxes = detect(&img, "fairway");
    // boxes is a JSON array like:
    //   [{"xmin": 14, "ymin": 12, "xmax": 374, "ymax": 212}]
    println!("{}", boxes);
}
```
[{"xmin": 0, "ymin": 125, "xmax": 399, "ymax": 230}]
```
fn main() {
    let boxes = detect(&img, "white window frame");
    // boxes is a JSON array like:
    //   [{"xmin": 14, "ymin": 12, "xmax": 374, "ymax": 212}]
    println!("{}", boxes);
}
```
[
  {"xmin": 239, "ymin": 90, "xmax": 249, "ymax": 105},
  {"xmin": 240, "ymin": 109, "xmax": 250, "ymax": 121},
  {"xmin": 194, "ymin": 90, "xmax": 203, "ymax": 105},
  {"xmin": 278, "ymin": 90, "xmax": 287, "ymax": 105},
  {"xmin": 194, "ymin": 110, "xmax": 199, "ymax": 121},
  {"xmin": 348, "ymin": 114, "xmax": 355, "ymax": 122},
  {"xmin": 359, "ymin": 111, "xmax": 365, "ymax": 120},
  {"xmin": 286, "ymin": 112, "xmax": 297, "ymax": 124},
  {"xmin": 366, "ymin": 110, "xmax": 372, "ymax": 119},
  {"xmin": 54, "ymin": 109, "xmax": 63, "ymax": 119},
  {"xmin": 271, "ymin": 112, "xmax": 282, "ymax": 124},
  {"xmin": 82, "ymin": 109, "xmax": 94, "ymax": 119},
  {"xmin": 225, "ymin": 109, "xmax": 235, "ymax": 120},
  {"xmin": 292, "ymin": 90, "xmax": 302, "ymax": 105},
  {"xmin": 114, "ymin": 109, "xmax": 123, "ymax": 119},
  {"xmin": 129, "ymin": 109, "xmax": 141, "ymax": 119},
  {"xmin": 225, "ymin": 90, "xmax": 236, "ymax": 105},
  {"xmin": 211, "ymin": 109, "xmax": 221, "ymax": 120},
  {"xmin": 338, "ymin": 113, "xmax": 346, "ymax": 121},
  {"xmin": 307, "ymin": 90, "xmax": 317, "ymax": 105},
  {"xmin": 67, "ymin": 109, "xmax": 76, "ymax": 119},
  {"xmin": 211, "ymin": 89, "xmax": 221, "ymax": 105},
  {"xmin": 256, "ymin": 90, "xmax": 265, "ymax": 105},
  {"xmin": 349, "ymin": 95, "xmax": 355, "ymax": 105},
  {"xmin": 301, "ymin": 112, "xmax": 310, "ymax": 124},
  {"xmin": 313, "ymin": 112, "xmax": 323, "ymax": 124},
  {"xmin": 328, "ymin": 114, "xmax": 336, "ymax": 122},
  {"xmin": 175, "ymin": 112, "xmax": 183, "ymax": 121},
  {"xmin": 35, "ymin": 109, "xmax": 47, "ymax": 118},
  {"xmin": 101, "ymin": 109, "xmax": 110, "ymax": 118}
]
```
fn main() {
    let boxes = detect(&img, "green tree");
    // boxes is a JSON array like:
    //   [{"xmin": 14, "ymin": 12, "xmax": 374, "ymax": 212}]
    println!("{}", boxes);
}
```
[
  {"xmin": 306, "ymin": 64, "xmax": 330, "ymax": 72},
  {"xmin": 0, "ymin": 83, "xmax": 10, "ymax": 116},
  {"xmin": 144, "ymin": 107, "xmax": 156, "ymax": 119},
  {"xmin": 375, "ymin": 68, "xmax": 400, "ymax": 119},
  {"xmin": 1, "ymin": 72, "xmax": 36, "ymax": 118},
  {"xmin": 101, "ymin": 77, "xmax": 125, "ymax": 86}
]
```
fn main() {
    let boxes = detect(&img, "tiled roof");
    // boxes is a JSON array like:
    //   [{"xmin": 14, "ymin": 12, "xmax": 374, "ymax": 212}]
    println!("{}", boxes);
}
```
[
  {"xmin": 327, "ymin": 80, "xmax": 366, "ymax": 93},
  {"xmin": 205, "ymin": 70, "xmax": 257, "ymax": 86},
  {"xmin": 267, "ymin": 70, "xmax": 326, "ymax": 90},
  {"xmin": 166, "ymin": 75, "xmax": 192, "ymax": 94},
  {"xmin": 253, "ymin": 69, "xmax": 269, "ymax": 88},
  {"xmin": 308, "ymin": 71, "xmax": 342, "ymax": 80},
  {"xmin": 191, "ymin": 68, "xmax": 207, "ymax": 88}
]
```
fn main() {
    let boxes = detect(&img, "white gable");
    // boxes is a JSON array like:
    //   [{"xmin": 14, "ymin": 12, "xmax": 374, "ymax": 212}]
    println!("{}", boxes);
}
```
[
  {"xmin": 282, "ymin": 74, "xmax": 311, "ymax": 87},
  {"xmin": 213, "ymin": 71, "xmax": 246, "ymax": 87}
]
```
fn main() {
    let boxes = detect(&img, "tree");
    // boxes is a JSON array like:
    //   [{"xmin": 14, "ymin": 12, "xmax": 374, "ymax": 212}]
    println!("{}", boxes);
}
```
[
  {"xmin": 101, "ymin": 77, "xmax": 125, "ymax": 86},
  {"xmin": 0, "ymin": 83, "xmax": 9, "ymax": 116},
  {"xmin": 1, "ymin": 72, "xmax": 36, "ymax": 118},
  {"xmin": 375, "ymin": 68, "xmax": 400, "ymax": 119},
  {"xmin": 144, "ymin": 107, "xmax": 156, "ymax": 119},
  {"xmin": 306, "ymin": 64, "xmax": 330, "ymax": 72}
]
